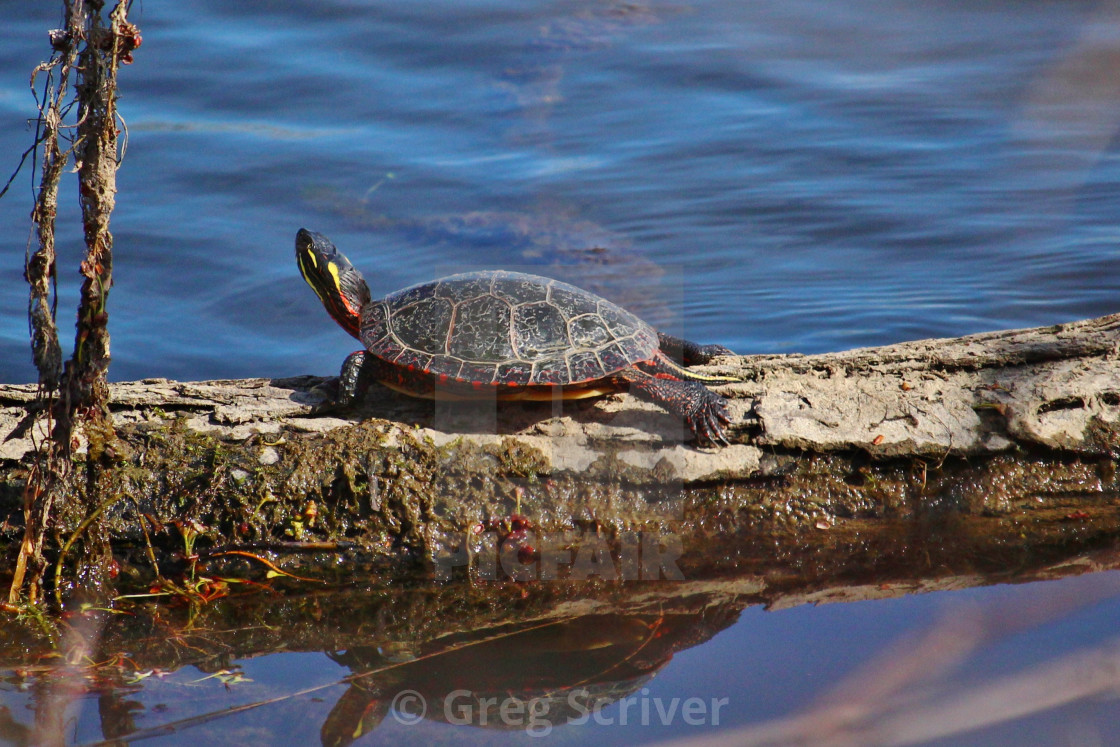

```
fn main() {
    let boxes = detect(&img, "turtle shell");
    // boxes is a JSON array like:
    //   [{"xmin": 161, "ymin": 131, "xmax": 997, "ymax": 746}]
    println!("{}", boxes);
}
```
[{"xmin": 358, "ymin": 271, "xmax": 659, "ymax": 387}]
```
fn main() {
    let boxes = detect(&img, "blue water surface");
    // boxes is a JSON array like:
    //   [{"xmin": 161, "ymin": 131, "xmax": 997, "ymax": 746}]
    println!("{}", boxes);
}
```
[
  {"xmin": 2, "ymin": 2, "xmax": 1120, "ymax": 746},
  {"xmin": 2, "ymin": 0, "xmax": 1118, "ymax": 384}
]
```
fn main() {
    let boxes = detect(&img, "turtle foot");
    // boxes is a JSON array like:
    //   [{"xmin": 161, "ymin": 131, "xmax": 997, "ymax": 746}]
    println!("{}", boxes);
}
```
[
  {"xmin": 308, "ymin": 377, "xmax": 341, "ymax": 408},
  {"xmin": 307, "ymin": 378, "xmax": 360, "ymax": 417},
  {"xmin": 685, "ymin": 387, "xmax": 733, "ymax": 447},
  {"xmin": 621, "ymin": 369, "xmax": 733, "ymax": 447}
]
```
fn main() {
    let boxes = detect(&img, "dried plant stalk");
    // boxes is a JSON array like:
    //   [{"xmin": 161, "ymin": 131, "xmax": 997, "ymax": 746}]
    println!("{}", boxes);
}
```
[{"xmin": 10, "ymin": 0, "xmax": 139, "ymax": 604}]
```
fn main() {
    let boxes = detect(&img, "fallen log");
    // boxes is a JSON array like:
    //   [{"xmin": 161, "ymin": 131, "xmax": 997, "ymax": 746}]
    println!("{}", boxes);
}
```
[
  {"xmin": 0, "ymin": 312, "xmax": 1117, "ymax": 585},
  {"xmin": 3, "ymin": 311, "xmax": 1118, "ymax": 465},
  {"xmin": 738, "ymin": 310, "xmax": 1120, "ymax": 456}
]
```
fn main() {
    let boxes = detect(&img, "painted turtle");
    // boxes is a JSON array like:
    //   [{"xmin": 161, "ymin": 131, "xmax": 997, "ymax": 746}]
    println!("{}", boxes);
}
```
[{"xmin": 296, "ymin": 228, "xmax": 735, "ymax": 445}]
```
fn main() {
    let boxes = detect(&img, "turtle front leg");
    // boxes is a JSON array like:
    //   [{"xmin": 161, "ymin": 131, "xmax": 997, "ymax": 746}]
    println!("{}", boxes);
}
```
[
  {"xmin": 617, "ymin": 367, "xmax": 732, "ymax": 446},
  {"xmin": 656, "ymin": 332, "xmax": 735, "ymax": 366},
  {"xmin": 337, "ymin": 352, "xmax": 436, "ymax": 404},
  {"xmin": 337, "ymin": 349, "xmax": 374, "ymax": 406}
]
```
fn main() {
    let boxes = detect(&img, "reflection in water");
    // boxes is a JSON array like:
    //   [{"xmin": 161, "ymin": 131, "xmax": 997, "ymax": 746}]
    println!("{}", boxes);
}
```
[
  {"xmin": 0, "ymin": 707, "xmax": 30, "ymax": 747},
  {"xmin": 1012, "ymin": 1, "xmax": 1120, "ymax": 233},
  {"xmin": 320, "ymin": 611, "xmax": 738, "ymax": 745},
  {"xmin": 0, "ymin": 600, "xmax": 740, "ymax": 746},
  {"xmin": 3, "ymin": 567, "xmax": 1120, "ymax": 744}
]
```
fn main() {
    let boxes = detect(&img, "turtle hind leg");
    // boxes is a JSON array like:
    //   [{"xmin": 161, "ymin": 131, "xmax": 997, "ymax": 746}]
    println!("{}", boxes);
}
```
[
  {"xmin": 646, "ymin": 348, "xmax": 738, "ymax": 385},
  {"xmin": 657, "ymin": 332, "xmax": 735, "ymax": 366},
  {"xmin": 617, "ymin": 367, "xmax": 732, "ymax": 447}
]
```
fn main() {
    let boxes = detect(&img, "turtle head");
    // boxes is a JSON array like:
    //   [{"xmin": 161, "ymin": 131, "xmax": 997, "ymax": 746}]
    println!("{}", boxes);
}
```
[{"xmin": 296, "ymin": 228, "xmax": 371, "ymax": 339}]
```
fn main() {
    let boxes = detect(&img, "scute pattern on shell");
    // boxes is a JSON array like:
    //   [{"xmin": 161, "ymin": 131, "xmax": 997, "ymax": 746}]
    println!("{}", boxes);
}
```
[{"xmin": 360, "ymin": 270, "xmax": 658, "ymax": 385}]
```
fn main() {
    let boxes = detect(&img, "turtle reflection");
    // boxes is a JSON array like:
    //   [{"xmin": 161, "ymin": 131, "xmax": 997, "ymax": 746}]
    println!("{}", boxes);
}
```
[{"xmin": 320, "ymin": 609, "xmax": 738, "ymax": 745}]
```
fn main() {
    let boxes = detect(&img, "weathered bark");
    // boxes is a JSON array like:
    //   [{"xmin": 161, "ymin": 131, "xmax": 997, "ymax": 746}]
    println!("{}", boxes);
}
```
[{"xmin": 735, "ymin": 310, "xmax": 1120, "ymax": 457}]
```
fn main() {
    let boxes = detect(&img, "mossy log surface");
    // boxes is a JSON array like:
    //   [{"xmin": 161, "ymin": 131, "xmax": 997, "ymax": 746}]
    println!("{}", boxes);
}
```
[{"xmin": 0, "ymin": 312, "xmax": 1118, "ymax": 585}]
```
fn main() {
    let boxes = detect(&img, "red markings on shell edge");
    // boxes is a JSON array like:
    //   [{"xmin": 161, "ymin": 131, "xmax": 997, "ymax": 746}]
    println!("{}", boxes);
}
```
[{"xmin": 439, "ymin": 374, "xmax": 448, "ymax": 383}]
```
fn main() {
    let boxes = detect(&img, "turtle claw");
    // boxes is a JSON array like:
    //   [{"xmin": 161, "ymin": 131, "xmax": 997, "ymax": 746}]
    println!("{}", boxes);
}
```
[
  {"xmin": 307, "ymin": 378, "xmax": 342, "ymax": 411},
  {"xmin": 688, "ymin": 393, "xmax": 733, "ymax": 447}
]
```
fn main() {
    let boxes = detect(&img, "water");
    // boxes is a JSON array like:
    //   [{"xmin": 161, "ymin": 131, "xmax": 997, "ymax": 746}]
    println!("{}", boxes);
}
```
[
  {"xmin": 2, "ymin": 1, "xmax": 1120, "ymax": 745},
  {"xmin": 4, "ymin": 574, "xmax": 1120, "ymax": 746},
  {"xmin": 2, "ymin": 1, "xmax": 1119, "ymax": 383}
]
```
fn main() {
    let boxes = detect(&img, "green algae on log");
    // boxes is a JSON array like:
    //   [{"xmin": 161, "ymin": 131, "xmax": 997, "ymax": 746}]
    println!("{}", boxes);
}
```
[{"xmin": 0, "ymin": 312, "xmax": 1118, "ymax": 581}]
